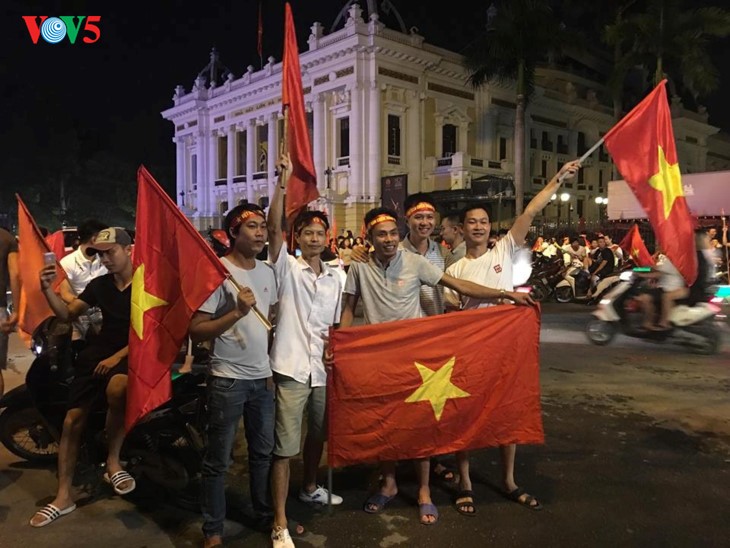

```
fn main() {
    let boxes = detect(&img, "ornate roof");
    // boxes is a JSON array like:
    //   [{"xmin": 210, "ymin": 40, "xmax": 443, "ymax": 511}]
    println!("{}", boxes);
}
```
[{"xmin": 331, "ymin": 0, "xmax": 408, "ymax": 33}]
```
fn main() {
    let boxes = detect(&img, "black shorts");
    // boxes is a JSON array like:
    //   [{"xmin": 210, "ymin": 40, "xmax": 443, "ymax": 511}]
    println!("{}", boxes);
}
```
[{"xmin": 67, "ymin": 345, "xmax": 128, "ymax": 410}]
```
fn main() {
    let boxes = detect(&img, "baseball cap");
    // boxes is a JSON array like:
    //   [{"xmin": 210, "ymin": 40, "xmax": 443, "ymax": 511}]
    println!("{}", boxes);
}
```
[{"xmin": 87, "ymin": 227, "xmax": 132, "ymax": 254}]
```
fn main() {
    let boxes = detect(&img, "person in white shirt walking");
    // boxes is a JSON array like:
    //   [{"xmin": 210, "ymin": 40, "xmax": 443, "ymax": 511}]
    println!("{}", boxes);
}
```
[{"xmin": 268, "ymin": 156, "xmax": 343, "ymax": 548}]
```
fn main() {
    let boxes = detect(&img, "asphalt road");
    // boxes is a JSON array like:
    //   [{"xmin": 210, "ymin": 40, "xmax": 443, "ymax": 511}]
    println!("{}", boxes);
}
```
[{"xmin": 1, "ymin": 303, "xmax": 728, "ymax": 547}]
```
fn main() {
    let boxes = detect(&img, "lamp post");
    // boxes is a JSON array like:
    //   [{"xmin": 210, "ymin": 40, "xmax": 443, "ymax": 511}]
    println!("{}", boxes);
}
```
[
  {"xmin": 324, "ymin": 166, "xmax": 334, "ymax": 190},
  {"xmin": 179, "ymin": 191, "xmax": 185, "ymax": 207},
  {"xmin": 595, "ymin": 196, "xmax": 608, "ymax": 226},
  {"xmin": 560, "ymin": 192, "xmax": 570, "ymax": 230}
]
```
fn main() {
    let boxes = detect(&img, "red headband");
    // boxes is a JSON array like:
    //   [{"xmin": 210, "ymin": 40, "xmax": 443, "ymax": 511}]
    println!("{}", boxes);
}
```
[
  {"xmin": 366, "ymin": 214, "xmax": 397, "ymax": 230},
  {"xmin": 405, "ymin": 202, "xmax": 436, "ymax": 218},
  {"xmin": 230, "ymin": 209, "xmax": 266, "ymax": 232}
]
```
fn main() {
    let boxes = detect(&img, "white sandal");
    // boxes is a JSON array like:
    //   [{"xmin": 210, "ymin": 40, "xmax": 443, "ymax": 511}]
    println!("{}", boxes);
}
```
[
  {"xmin": 29, "ymin": 503, "xmax": 77, "ymax": 527},
  {"xmin": 103, "ymin": 470, "xmax": 136, "ymax": 495}
]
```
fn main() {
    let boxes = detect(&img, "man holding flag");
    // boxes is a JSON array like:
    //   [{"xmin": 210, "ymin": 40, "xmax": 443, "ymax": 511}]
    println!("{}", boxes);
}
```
[
  {"xmin": 29, "ymin": 227, "xmax": 136, "ymax": 527},
  {"xmin": 339, "ymin": 207, "xmax": 534, "ymax": 525},
  {"xmin": 190, "ymin": 203, "xmax": 277, "ymax": 547}
]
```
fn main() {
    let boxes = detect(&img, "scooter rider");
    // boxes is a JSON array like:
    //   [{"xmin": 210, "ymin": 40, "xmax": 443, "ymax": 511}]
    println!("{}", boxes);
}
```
[{"xmin": 30, "ymin": 227, "xmax": 136, "ymax": 528}]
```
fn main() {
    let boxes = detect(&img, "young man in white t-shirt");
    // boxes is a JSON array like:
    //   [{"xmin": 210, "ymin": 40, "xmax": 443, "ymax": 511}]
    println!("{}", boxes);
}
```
[
  {"xmin": 190, "ymin": 203, "xmax": 278, "ymax": 548},
  {"xmin": 444, "ymin": 160, "xmax": 581, "ymax": 516}
]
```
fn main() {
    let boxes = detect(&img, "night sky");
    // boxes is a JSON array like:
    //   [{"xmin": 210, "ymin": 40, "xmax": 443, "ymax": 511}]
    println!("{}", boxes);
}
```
[{"xmin": 2, "ymin": 0, "xmax": 729, "ymax": 202}]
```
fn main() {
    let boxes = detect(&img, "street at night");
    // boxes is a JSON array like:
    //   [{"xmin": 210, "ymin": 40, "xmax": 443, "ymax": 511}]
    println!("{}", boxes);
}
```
[{"xmin": 2, "ymin": 304, "xmax": 728, "ymax": 547}]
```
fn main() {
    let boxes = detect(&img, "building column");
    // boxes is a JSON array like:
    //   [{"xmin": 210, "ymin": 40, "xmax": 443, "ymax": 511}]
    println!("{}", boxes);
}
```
[
  {"xmin": 207, "ymin": 132, "xmax": 218, "ymax": 222},
  {"xmin": 368, "ymin": 81, "xmax": 381, "ymax": 200},
  {"xmin": 435, "ymin": 115, "xmax": 444, "ymax": 159},
  {"xmin": 313, "ymin": 93, "xmax": 326, "ymax": 189},
  {"xmin": 195, "ymin": 132, "xmax": 206, "ymax": 216},
  {"xmin": 246, "ymin": 119, "xmax": 256, "ymax": 203},
  {"xmin": 406, "ymin": 90, "xmax": 420, "ymax": 192},
  {"xmin": 226, "ymin": 125, "xmax": 235, "ymax": 212},
  {"xmin": 349, "ymin": 83, "xmax": 363, "ymax": 199},
  {"xmin": 175, "ymin": 136, "xmax": 185, "ymax": 206},
  {"xmin": 267, "ymin": 113, "xmax": 278, "ymax": 201}
]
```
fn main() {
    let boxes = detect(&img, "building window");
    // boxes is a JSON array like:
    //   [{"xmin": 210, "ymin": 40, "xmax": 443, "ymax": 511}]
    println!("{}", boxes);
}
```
[
  {"xmin": 236, "ymin": 132, "xmax": 246, "ymax": 176},
  {"xmin": 191, "ymin": 154, "xmax": 197, "ymax": 188},
  {"xmin": 257, "ymin": 125, "xmax": 268, "ymax": 172},
  {"xmin": 442, "ymin": 124, "xmax": 457, "ymax": 157},
  {"xmin": 577, "ymin": 132, "xmax": 587, "ymax": 155},
  {"xmin": 541, "ymin": 160, "xmax": 548, "ymax": 178},
  {"xmin": 217, "ymin": 136, "xmax": 227, "ymax": 179},
  {"xmin": 577, "ymin": 199, "xmax": 584, "ymax": 218},
  {"xmin": 338, "ymin": 117, "xmax": 350, "ymax": 159},
  {"xmin": 499, "ymin": 137, "xmax": 507, "ymax": 160},
  {"xmin": 307, "ymin": 111, "xmax": 314, "ymax": 150},
  {"xmin": 388, "ymin": 114, "xmax": 401, "ymax": 157},
  {"xmin": 557, "ymin": 134, "xmax": 568, "ymax": 154}
]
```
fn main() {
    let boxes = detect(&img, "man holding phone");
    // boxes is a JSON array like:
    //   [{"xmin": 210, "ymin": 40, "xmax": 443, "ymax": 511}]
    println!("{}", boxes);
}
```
[{"xmin": 29, "ymin": 227, "xmax": 135, "ymax": 527}]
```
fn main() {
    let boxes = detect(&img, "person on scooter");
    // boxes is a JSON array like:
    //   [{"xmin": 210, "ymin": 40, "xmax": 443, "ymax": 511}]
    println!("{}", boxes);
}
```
[
  {"xmin": 586, "ymin": 236, "xmax": 615, "ymax": 298},
  {"xmin": 636, "ymin": 247, "xmax": 688, "ymax": 331},
  {"xmin": 30, "ymin": 227, "xmax": 135, "ymax": 528}
]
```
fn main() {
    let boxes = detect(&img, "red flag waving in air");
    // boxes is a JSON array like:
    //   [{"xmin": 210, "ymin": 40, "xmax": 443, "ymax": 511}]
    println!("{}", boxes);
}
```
[
  {"xmin": 618, "ymin": 224, "xmax": 655, "ymax": 267},
  {"xmin": 282, "ymin": 2, "xmax": 319, "ymax": 228},
  {"xmin": 603, "ymin": 80, "xmax": 696, "ymax": 284},
  {"xmin": 15, "ymin": 195, "xmax": 67, "ymax": 345},
  {"xmin": 328, "ymin": 306, "xmax": 544, "ymax": 467},
  {"xmin": 126, "ymin": 166, "xmax": 228, "ymax": 430}
]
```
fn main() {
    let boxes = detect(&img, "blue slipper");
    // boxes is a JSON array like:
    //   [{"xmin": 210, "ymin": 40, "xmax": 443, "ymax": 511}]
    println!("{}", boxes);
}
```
[
  {"xmin": 419, "ymin": 502, "xmax": 439, "ymax": 525},
  {"xmin": 363, "ymin": 492, "xmax": 395, "ymax": 514}
]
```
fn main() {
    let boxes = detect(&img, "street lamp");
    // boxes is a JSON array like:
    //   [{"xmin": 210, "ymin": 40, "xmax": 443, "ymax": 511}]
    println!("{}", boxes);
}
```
[
  {"xmin": 559, "ymin": 192, "xmax": 570, "ymax": 229},
  {"xmin": 595, "ymin": 196, "xmax": 608, "ymax": 225},
  {"xmin": 324, "ymin": 166, "xmax": 334, "ymax": 190}
]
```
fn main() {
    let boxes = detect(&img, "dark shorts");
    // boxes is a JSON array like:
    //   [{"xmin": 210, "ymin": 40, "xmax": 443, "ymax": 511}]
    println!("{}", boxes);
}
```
[{"xmin": 67, "ymin": 345, "xmax": 128, "ymax": 410}]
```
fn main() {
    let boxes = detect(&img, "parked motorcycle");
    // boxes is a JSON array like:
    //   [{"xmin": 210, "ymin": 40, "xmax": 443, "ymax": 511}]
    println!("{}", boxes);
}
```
[
  {"xmin": 585, "ymin": 269, "xmax": 721, "ymax": 355},
  {"xmin": 526, "ymin": 253, "xmax": 566, "ymax": 302},
  {"xmin": 0, "ymin": 317, "xmax": 209, "ymax": 507}
]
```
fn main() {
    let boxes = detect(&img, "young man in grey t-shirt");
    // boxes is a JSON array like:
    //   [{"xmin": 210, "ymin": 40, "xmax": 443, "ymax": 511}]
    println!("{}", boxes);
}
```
[
  {"xmin": 190, "ymin": 203, "xmax": 277, "ymax": 548},
  {"xmin": 339, "ymin": 207, "xmax": 533, "ymax": 526}
]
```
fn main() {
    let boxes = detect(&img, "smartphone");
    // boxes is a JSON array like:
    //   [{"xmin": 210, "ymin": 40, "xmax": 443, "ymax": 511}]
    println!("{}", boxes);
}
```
[{"xmin": 43, "ymin": 252, "xmax": 57, "ymax": 266}]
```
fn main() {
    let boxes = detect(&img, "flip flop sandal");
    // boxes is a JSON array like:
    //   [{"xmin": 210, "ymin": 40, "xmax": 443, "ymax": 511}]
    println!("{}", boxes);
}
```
[
  {"xmin": 418, "ymin": 502, "xmax": 439, "ymax": 525},
  {"xmin": 505, "ymin": 487, "xmax": 543, "ymax": 511},
  {"xmin": 363, "ymin": 492, "xmax": 395, "ymax": 514},
  {"xmin": 103, "ymin": 470, "xmax": 137, "ymax": 495},
  {"xmin": 454, "ymin": 490, "xmax": 477, "ymax": 517},
  {"xmin": 30, "ymin": 503, "xmax": 77, "ymax": 527}
]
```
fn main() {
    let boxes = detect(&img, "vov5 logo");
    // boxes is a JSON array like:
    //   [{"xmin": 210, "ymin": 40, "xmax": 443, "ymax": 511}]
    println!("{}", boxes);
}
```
[{"xmin": 22, "ymin": 16, "xmax": 101, "ymax": 44}]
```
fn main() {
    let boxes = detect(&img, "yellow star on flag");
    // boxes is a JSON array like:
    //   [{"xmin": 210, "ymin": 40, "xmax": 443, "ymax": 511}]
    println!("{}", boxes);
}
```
[
  {"xmin": 632, "ymin": 247, "xmax": 640, "ymax": 259},
  {"xmin": 648, "ymin": 145, "xmax": 683, "ymax": 219},
  {"xmin": 131, "ymin": 263, "xmax": 169, "ymax": 340},
  {"xmin": 405, "ymin": 357, "xmax": 470, "ymax": 421}
]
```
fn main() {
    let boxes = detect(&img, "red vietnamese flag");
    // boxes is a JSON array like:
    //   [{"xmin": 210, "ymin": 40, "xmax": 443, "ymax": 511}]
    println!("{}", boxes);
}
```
[
  {"xmin": 328, "ymin": 306, "xmax": 544, "ymax": 467},
  {"xmin": 45, "ymin": 230, "xmax": 66, "ymax": 260},
  {"xmin": 619, "ymin": 224, "xmax": 655, "ymax": 267},
  {"xmin": 16, "ymin": 195, "xmax": 66, "ymax": 345},
  {"xmin": 603, "ymin": 80, "xmax": 696, "ymax": 284},
  {"xmin": 126, "ymin": 166, "xmax": 228, "ymax": 430},
  {"xmin": 282, "ymin": 2, "xmax": 318, "ymax": 229}
]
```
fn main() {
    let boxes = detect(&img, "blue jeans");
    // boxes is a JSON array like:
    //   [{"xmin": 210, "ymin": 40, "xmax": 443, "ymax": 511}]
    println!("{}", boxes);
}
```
[{"xmin": 201, "ymin": 376, "xmax": 275, "ymax": 539}]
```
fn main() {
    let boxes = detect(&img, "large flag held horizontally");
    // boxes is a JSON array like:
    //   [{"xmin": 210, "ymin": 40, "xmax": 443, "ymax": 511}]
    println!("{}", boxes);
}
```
[
  {"xmin": 15, "ymin": 195, "xmax": 66, "ymax": 345},
  {"xmin": 619, "ymin": 224, "xmax": 655, "ymax": 267},
  {"xmin": 328, "ymin": 306, "xmax": 544, "ymax": 467},
  {"xmin": 126, "ymin": 166, "xmax": 227, "ymax": 430},
  {"xmin": 282, "ymin": 2, "xmax": 319, "ymax": 230},
  {"xmin": 603, "ymin": 80, "xmax": 696, "ymax": 284}
]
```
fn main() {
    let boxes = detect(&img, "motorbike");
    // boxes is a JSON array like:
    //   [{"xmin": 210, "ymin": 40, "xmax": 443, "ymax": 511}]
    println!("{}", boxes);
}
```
[
  {"xmin": 526, "ymin": 253, "xmax": 566, "ymax": 302},
  {"xmin": 554, "ymin": 263, "xmax": 624, "ymax": 304},
  {"xmin": 0, "ymin": 317, "xmax": 209, "ymax": 508},
  {"xmin": 585, "ymin": 269, "xmax": 721, "ymax": 355}
]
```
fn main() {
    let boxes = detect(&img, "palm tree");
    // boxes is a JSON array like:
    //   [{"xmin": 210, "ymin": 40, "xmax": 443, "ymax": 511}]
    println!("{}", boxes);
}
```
[
  {"xmin": 605, "ymin": 0, "xmax": 730, "ymax": 105},
  {"xmin": 463, "ymin": 0, "xmax": 568, "ymax": 216}
]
